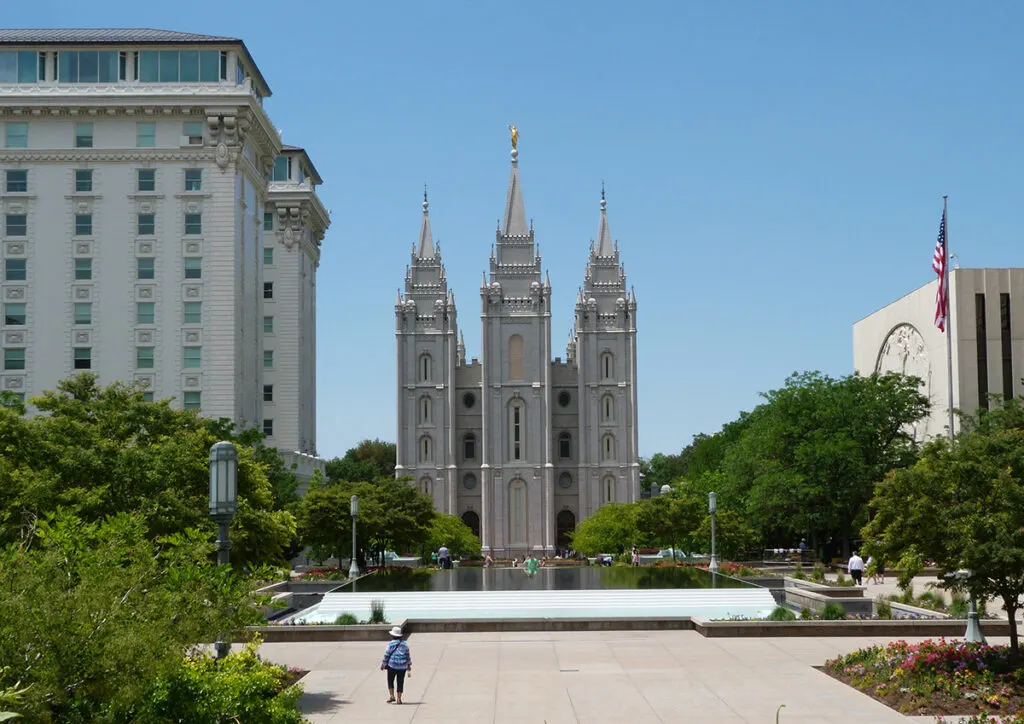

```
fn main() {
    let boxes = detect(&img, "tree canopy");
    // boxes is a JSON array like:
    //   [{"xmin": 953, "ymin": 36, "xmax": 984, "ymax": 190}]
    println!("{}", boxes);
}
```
[{"xmin": 325, "ymin": 439, "xmax": 397, "ymax": 483}]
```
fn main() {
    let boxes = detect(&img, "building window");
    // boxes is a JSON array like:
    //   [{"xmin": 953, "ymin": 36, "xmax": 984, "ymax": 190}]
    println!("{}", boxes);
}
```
[
  {"xmin": 602, "ymin": 394, "xmax": 615, "ymax": 422},
  {"xmin": 74, "ymin": 214, "xmax": 92, "ymax": 236},
  {"xmin": 463, "ymin": 391, "xmax": 476, "ymax": 409},
  {"xmin": 3, "ymin": 303, "xmax": 25, "ymax": 326},
  {"xmin": 508, "ymin": 334, "xmax": 524, "ymax": 380},
  {"xmin": 1001, "ymin": 292, "xmax": 1013, "ymax": 402},
  {"xmin": 263, "ymin": 418, "xmax": 273, "ymax": 436},
  {"xmin": 5, "ymin": 259, "xmax": 25, "ymax": 281},
  {"xmin": 137, "ymin": 213, "xmax": 155, "ymax": 236},
  {"xmin": 4, "ymin": 348, "xmax": 25, "ymax": 370},
  {"xmin": 137, "ymin": 257, "xmax": 154, "ymax": 280},
  {"xmin": 419, "ymin": 395, "xmax": 432, "ymax": 424},
  {"xmin": 184, "ymin": 169, "xmax": 202, "ymax": 191},
  {"xmin": 138, "ymin": 49, "xmax": 219, "ymax": 83},
  {"xmin": 976, "ymin": 293, "xmax": 989, "ymax": 410},
  {"xmin": 559, "ymin": 472, "xmax": 573, "ymax": 489},
  {"xmin": 73, "ymin": 347, "xmax": 91, "ymax": 370},
  {"xmin": 137, "ymin": 168, "xmax": 155, "ymax": 191},
  {"xmin": 509, "ymin": 479, "xmax": 527, "ymax": 545},
  {"xmin": 136, "ymin": 122, "xmax": 156, "ymax": 148},
  {"xmin": 271, "ymin": 156, "xmax": 291, "ymax": 182},
  {"xmin": 263, "ymin": 211, "xmax": 274, "ymax": 231},
  {"xmin": 74, "ymin": 258, "xmax": 92, "ymax": 280},
  {"xmin": 263, "ymin": 350, "xmax": 273, "ymax": 368},
  {"xmin": 5, "ymin": 170, "xmax": 27, "ymax": 193},
  {"xmin": 183, "ymin": 122, "xmax": 203, "ymax": 146},
  {"xmin": 184, "ymin": 213, "xmax": 202, "ymax": 235},
  {"xmin": 136, "ymin": 302, "xmax": 155, "ymax": 325},
  {"xmin": 4, "ymin": 123, "xmax": 28, "ymax": 149},
  {"xmin": 510, "ymin": 400, "xmax": 524, "ymax": 461},
  {"xmin": 57, "ymin": 51, "xmax": 119, "ymax": 83},
  {"xmin": 183, "ymin": 391, "xmax": 202, "ymax": 410},
  {"xmin": 183, "ymin": 257, "xmax": 201, "ymax": 279},
  {"xmin": 463, "ymin": 433, "xmax": 476, "ymax": 460},
  {"xmin": 183, "ymin": 302, "xmax": 201, "ymax": 324},
  {"xmin": 558, "ymin": 390, "xmax": 571, "ymax": 408},
  {"xmin": 263, "ymin": 384, "xmax": 273, "ymax": 402},
  {"xmin": 419, "ymin": 353, "xmax": 432, "ymax": 382},
  {"xmin": 602, "ymin": 434, "xmax": 615, "ymax": 461},
  {"xmin": 558, "ymin": 432, "xmax": 571, "ymax": 460},
  {"xmin": 73, "ymin": 302, "xmax": 92, "ymax": 325},
  {"xmin": 419, "ymin": 435, "xmax": 433, "ymax": 463},
  {"xmin": 601, "ymin": 352, "xmax": 614, "ymax": 380},
  {"xmin": 5, "ymin": 214, "xmax": 26, "ymax": 236},
  {"xmin": 0, "ymin": 51, "xmax": 41, "ymax": 83},
  {"xmin": 603, "ymin": 475, "xmax": 616, "ymax": 504},
  {"xmin": 74, "ymin": 123, "xmax": 93, "ymax": 148},
  {"xmin": 183, "ymin": 347, "xmax": 201, "ymax": 369},
  {"xmin": 263, "ymin": 315, "xmax": 273, "ymax": 334},
  {"xmin": 263, "ymin": 247, "xmax": 273, "ymax": 265},
  {"xmin": 419, "ymin": 476, "xmax": 432, "ymax": 496},
  {"xmin": 142, "ymin": 391, "xmax": 154, "ymax": 402},
  {"xmin": 463, "ymin": 473, "xmax": 477, "ymax": 490},
  {"xmin": 263, "ymin": 282, "xmax": 273, "ymax": 300},
  {"xmin": 75, "ymin": 169, "xmax": 93, "ymax": 192},
  {"xmin": 136, "ymin": 347, "xmax": 154, "ymax": 369}
]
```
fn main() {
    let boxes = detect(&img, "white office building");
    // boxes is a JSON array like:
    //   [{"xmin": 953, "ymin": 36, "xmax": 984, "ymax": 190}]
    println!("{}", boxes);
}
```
[{"xmin": 0, "ymin": 29, "xmax": 328, "ymax": 475}]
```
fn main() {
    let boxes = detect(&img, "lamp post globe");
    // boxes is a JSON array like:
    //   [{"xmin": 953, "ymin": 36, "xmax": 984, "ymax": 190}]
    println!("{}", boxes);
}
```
[
  {"xmin": 708, "ymin": 492, "xmax": 719, "ymax": 573},
  {"xmin": 208, "ymin": 441, "xmax": 238, "ymax": 660},
  {"xmin": 660, "ymin": 484, "xmax": 671, "ymax": 497},
  {"xmin": 349, "ymin": 495, "xmax": 360, "ymax": 579}
]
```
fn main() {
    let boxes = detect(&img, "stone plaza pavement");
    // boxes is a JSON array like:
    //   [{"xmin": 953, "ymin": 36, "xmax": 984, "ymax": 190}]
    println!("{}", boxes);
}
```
[{"xmin": 259, "ymin": 631, "xmax": 1005, "ymax": 723}]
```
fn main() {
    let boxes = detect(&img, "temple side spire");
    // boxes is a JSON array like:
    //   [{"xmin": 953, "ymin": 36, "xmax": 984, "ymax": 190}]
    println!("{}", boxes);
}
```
[
  {"xmin": 417, "ymin": 185, "xmax": 435, "ymax": 257},
  {"xmin": 502, "ymin": 147, "xmax": 528, "ymax": 236},
  {"xmin": 596, "ymin": 184, "xmax": 614, "ymax": 256}
]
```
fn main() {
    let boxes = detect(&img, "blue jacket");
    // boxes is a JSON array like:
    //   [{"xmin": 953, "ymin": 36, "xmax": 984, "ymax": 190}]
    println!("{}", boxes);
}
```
[{"xmin": 382, "ymin": 640, "xmax": 411, "ymax": 670}]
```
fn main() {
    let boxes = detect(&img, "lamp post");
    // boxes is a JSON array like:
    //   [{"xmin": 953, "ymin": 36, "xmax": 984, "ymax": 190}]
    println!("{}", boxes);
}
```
[
  {"xmin": 660, "ymin": 484, "xmax": 671, "ymax": 497},
  {"xmin": 708, "ymin": 491, "xmax": 719, "ymax": 573},
  {"xmin": 208, "ymin": 441, "xmax": 238, "ymax": 659},
  {"xmin": 349, "ymin": 494, "xmax": 360, "ymax": 579},
  {"xmin": 949, "ymin": 569, "xmax": 986, "ymax": 643}
]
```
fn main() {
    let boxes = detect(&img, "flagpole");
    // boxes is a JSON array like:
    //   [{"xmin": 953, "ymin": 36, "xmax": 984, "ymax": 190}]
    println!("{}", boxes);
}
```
[{"xmin": 944, "ymin": 195, "xmax": 955, "ymax": 439}]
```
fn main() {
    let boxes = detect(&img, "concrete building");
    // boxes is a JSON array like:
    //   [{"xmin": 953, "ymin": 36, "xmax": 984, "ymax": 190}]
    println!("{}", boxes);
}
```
[
  {"xmin": 395, "ymin": 143, "xmax": 640, "ymax": 557},
  {"xmin": 853, "ymin": 268, "xmax": 1024, "ymax": 439},
  {"xmin": 0, "ymin": 29, "xmax": 328, "ymax": 476}
]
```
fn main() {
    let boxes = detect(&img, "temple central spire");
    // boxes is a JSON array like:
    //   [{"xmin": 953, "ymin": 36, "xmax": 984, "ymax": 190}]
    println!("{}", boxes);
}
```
[
  {"xmin": 502, "ymin": 146, "xmax": 528, "ymax": 237},
  {"xmin": 417, "ymin": 185, "xmax": 435, "ymax": 257}
]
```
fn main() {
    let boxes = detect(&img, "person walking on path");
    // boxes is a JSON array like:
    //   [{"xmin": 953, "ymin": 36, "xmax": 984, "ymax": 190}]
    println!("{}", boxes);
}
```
[
  {"xmin": 380, "ymin": 626, "xmax": 412, "ymax": 705},
  {"xmin": 848, "ymin": 551, "xmax": 865, "ymax": 586},
  {"xmin": 438, "ymin": 545, "xmax": 451, "ymax": 570},
  {"xmin": 631, "ymin": 545, "xmax": 640, "ymax": 567}
]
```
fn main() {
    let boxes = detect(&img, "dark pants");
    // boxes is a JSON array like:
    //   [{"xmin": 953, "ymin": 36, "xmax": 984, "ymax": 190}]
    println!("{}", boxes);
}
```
[
  {"xmin": 851, "ymin": 569, "xmax": 863, "ymax": 585},
  {"xmin": 387, "ymin": 667, "xmax": 406, "ymax": 693}
]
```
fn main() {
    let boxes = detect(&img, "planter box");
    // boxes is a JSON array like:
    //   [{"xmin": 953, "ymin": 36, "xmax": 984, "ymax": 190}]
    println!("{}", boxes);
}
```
[
  {"xmin": 691, "ymin": 617, "xmax": 1015, "ymax": 638},
  {"xmin": 248, "ymin": 623, "xmax": 396, "ymax": 642}
]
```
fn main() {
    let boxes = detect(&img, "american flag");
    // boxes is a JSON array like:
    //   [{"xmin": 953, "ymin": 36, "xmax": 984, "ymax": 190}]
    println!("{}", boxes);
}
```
[{"xmin": 932, "ymin": 209, "xmax": 948, "ymax": 331}]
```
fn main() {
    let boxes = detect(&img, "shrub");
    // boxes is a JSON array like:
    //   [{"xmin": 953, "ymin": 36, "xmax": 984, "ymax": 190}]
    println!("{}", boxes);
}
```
[
  {"xmin": 767, "ymin": 606, "xmax": 797, "ymax": 621},
  {"xmin": 875, "ymin": 599, "xmax": 892, "ymax": 619},
  {"xmin": 948, "ymin": 596, "xmax": 970, "ymax": 619},
  {"xmin": 800, "ymin": 606, "xmax": 814, "ymax": 620},
  {"xmin": 898, "ymin": 587, "xmax": 915, "ymax": 604},
  {"xmin": 369, "ymin": 599, "xmax": 387, "ymax": 624},
  {"xmin": 810, "ymin": 563, "xmax": 826, "ymax": 583},
  {"xmin": 821, "ymin": 602, "xmax": 846, "ymax": 620},
  {"xmin": 136, "ymin": 639, "xmax": 304, "ymax": 723},
  {"xmin": 333, "ymin": 613, "xmax": 359, "ymax": 626}
]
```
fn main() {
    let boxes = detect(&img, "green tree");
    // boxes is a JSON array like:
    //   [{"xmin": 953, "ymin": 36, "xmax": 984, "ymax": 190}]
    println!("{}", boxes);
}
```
[
  {"xmin": 863, "ymin": 396, "xmax": 1024, "ymax": 658},
  {"xmin": 0, "ymin": 511, "xmax": 261, "ymax": 722},
  {"xmin": 423, "ymin": 514, "xmax": 481, "ymax": 559},
  {"xmin": 295, "ymin": 485, "xmax": 353, "ymax": 561},
  {"xmin": 325, "ymin": 439, "xmax": 396, "ymax": 483},
  {"xmin": 569, "ymin": 503, "xmax": 639, "ymax": 556},
  {"xmin": 694, "ymin": 509, "xmax": 757, "ymax": 560},
  {"xmin": 634, "ymin": 491, "xmax": 702, "ymax": 555}
]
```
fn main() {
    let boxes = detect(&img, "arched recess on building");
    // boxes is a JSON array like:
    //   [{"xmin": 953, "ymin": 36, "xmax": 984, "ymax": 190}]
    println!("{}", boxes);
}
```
[
  {"xmin": 508, "ymin": 478, "xmax": 527, "ymax": 546},
  {"xmin": 461, "ymin": 510, "xmax": 480, "ymax": 539},
  {"xmin": 556, "ymin": 509, "xmax": 576, "ymax": 550}
]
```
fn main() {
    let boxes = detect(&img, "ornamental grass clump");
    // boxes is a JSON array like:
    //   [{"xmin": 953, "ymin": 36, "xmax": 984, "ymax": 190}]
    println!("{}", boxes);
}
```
[
  {"xmin": 821, "ymin": 602, "xmax": 846, "ymax": 620},
  {"xmin": 767, "ymin": 606, "xmax": 797, "ymax": 621}
]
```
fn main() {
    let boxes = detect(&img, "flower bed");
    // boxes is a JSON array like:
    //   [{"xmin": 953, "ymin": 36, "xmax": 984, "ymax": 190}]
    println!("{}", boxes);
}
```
[
  {"xmin": 294, "ymin": 567, "xmax": 348, "ymax": 581},
  {"xmin": 824, "ymin": 638, "xmax": 1024, "ymax": 717}
]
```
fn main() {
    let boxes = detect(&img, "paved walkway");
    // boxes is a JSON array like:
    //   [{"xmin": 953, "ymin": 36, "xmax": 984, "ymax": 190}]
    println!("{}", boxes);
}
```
[{"xmin": 260, "ymin": 631, "xmax": 1010, "ymax": 723}]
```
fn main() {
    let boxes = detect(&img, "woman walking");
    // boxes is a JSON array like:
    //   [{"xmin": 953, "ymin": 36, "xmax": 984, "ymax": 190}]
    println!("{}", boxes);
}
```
[{"xmin": 380, "ymin": 625, "xmax": 412, "ymax": 704}]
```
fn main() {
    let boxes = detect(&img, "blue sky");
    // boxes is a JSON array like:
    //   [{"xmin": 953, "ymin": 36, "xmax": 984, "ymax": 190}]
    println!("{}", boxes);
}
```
[{"xmin": 8, "ymin": 2, "xmax": 1023, "ymax": 459}]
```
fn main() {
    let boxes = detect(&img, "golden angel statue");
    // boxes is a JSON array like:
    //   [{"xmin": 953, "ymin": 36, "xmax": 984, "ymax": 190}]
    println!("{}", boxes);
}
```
[{"xmin": 507, "ymin": 124, "xmax": 518, "ymax": 150}]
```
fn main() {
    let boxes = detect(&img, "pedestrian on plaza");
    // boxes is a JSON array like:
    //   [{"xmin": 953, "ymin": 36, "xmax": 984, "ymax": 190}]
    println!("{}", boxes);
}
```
[
  {"xmin": 438, "ymin": 545, "xmax": 451, "ymax": 570},
  {"xmin": 484, "ymin": 551, "xmax": 494, "ymax": 568},
  {"xmin": 631, "ymin": 545, "xmax": 640, "ymax": 567},
  {"xmin": 848, "ymin": 551, "xmax": 865, "ymax": 586},
  {"xmin": 799, "ymin": 538, "xmax": 807, "ymax": 563},
  {"xmin": 381, "ymin": 625, "xmax": 412, "ymax": 705}
]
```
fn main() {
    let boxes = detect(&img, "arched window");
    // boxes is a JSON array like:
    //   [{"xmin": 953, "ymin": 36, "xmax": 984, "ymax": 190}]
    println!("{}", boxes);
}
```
[
  {"xmin": 602, "ymin": 475, "xmax": 616, "ymax": 504},
  {"xmin": 509, "ymin": 334, "xmax": 524, "ymax": 380},
  {"xmin": 419, "ymin": 353, "xmax": 432, "ymax": 382},
  {"xmin": 509, "ymin": 478, "xmax": 527, "ymax": 545},
  {"xmin": 420, "ymin": 435, "xmax": 433, "ymax": 463},
  {"xmin": 556, "ymin": 509, "xmax": 576, "ymax": 549},
  {"xmin": 602, "ymin": 394, "xmax": 614, "ymax": 423},
  {"xmin": 601, "ymin": 351, "xmax": 614, "ymax": 380},
  {"xmin": 463, "ymin": 432, "xmax": 476, "ymax": 460},
  {"xmin": 420, "ymin": 476, "xmax": 432, "ymax": 496},
  {"xmin": 602, "ymin": 433, "xmax": 615, "ymax": 461},
  {"xmin": 461, "ymin": 510, "xmax": 480, "ymax": 538},
  {"xmin": 509, "ymin": 399, "xmax": 525, "ymax": 461},
  {"xmin": 558, "ymin": 431, "xmax": 572, "ymax": 460},
  {"xmin": 419, "ymin": 395, "xmax": 432, "ymax": 424}
]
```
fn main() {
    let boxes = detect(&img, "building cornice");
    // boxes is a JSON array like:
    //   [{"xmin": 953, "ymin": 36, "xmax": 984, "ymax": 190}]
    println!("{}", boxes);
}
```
[{"xmin": 0, "ymin": 149, "xmax": 216, "ymax": 163}]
